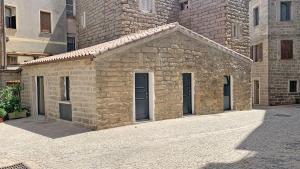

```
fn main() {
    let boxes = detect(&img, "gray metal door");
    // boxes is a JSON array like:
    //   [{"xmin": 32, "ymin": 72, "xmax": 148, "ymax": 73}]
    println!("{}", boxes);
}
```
[
  {"xmin": 224, "ymin": 76, "xmax": 231, "ymax": 110},
  {"xmin": 254, "ymin": 80, "xmax": 260, "ymax": 105},
  {"xmin": 37, "ymin": 76, "xmax": 45, "ymax": 116},
  {"xmin": 135, "ymin": 73, "xmax": 149, "ymax": 120},
  {"xmin": 183, "ymin": 73, "xmax": 192, "ymax": 115}
]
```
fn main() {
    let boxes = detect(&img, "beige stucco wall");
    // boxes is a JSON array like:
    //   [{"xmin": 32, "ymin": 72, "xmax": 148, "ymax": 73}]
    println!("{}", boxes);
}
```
[
  {"xmin": 95, "ymin": 31, "xmax": 252, "ymax": 130},
  {"xmin": 21, "ymin": 59, "xmax": 97, "ymax": 129}
]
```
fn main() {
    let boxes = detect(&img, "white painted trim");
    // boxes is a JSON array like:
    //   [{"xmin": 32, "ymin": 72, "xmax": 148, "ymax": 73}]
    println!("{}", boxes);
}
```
[
  {"xmin": 252, "ymin": 78, "xmax": 261, "ymax": 105},
  {"xmin": 230, "ymin": 75, "xmax": 234, "ymax": 110},
  {"xmin": 4, "ymin": 4, "xmax": 17, "ymax": 29},
  {"xmin": 132, "ymin": 71, "xmax": 155, "ymax": 123},
  {"xmin": 276, "ymin": 0, "xmax": 294, "ymax": 22},
  {"xmin": 182, "ymin": 72, "xmax": 195, "ymax": 115},
  {"xmin": 35, "ymin": 76, "xmax": 38, "ymax": 117},
  {"xmin": 192, "ymin": 73, "xmax": 195, "ymax": 114}
]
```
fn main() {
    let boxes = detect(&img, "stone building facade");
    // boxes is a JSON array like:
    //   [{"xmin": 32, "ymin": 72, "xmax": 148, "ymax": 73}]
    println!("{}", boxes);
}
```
[
  {"xmin": 21, "ymin": 24, "xmax": 252, "ymax": 130},
  {"xmin": 250, "ymin": 0, "xmax": 300, "ymax": 105},
  {"xmin": 76, "ymin": 0, "xmax": 250, "ymax": 56},
  {"xmin": 178, "ymin": 0, "xmax": 250, "ymax": 56},
  {"xmin": 76, "ymin": 0, "xmax": 180, "ymax": 48}
]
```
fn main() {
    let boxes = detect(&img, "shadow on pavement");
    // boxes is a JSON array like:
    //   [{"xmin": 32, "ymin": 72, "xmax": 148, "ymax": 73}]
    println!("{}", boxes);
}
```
[
  {"xmin": 5, "ymin": 118, "xmax": 91, "ymax": 139},
  {"xmin": 201, "ymin": 106, "xmax": 300, "ymax": 169}
]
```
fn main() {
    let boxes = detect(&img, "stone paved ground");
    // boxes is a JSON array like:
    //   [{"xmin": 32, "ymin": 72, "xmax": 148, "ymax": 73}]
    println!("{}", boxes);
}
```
[{"xmin": 0, "ymin": 106, "xmax": 300, "ymax": 169}]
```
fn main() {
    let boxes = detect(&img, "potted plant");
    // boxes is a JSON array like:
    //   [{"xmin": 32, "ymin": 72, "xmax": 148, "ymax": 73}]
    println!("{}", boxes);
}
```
[
  {"xmin": 0, "ymin": 84, "xmax": 27, "ymax": 120},
  {"xmin": 0, "ymin": 108, "xmax": 7, "ymax": 123}
]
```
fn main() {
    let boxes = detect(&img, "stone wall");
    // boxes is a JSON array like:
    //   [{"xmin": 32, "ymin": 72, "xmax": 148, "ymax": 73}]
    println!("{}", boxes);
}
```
[
  {"xmin": 76, "ymin": 0, "xmax": 123, "ymax": 48},
  {"xmin": 121, "ymin": 0, "xmax": 180, "ymax": 35},
  {"xmin": 178, "ymin": 0, "xmax": 250, "ymax": 57},
  {"xmin": 226, "ymin": 0, "xmax": 250, "ymax": 56},
  {"xmin": 95, "ymin": 31, "xmax": 251, "ymax": 129},
  {"xmin": 76, "ymin": 0, "xmax": 180, "ymax": 49},
  {"xmin": 21, "ymin": 59, "xmax": 97, "ymax": 129},
  {"xmin": 179, "ymin": 0, "xmax": 227, "ymax": 45}
]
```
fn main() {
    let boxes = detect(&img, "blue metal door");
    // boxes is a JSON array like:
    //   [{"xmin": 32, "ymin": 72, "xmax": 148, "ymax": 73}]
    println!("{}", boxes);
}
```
[
  {"xmin": 135, "ymin": 73, "xmax": 149, "ymax": 120},
  {"xmin": 183, "ymin": 73, "xmax": 192, "ymax": 115}
]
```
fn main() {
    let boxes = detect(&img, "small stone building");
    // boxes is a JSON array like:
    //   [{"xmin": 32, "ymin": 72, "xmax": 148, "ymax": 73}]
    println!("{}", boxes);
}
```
[{"xmin": 21, "ymin": 23, "xmax": 252, "ymax": 130}]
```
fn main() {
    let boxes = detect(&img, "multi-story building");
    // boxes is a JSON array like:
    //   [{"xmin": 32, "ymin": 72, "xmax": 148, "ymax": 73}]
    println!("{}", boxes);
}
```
[
  {"xmin": 76, "ymin": 0, "xmax": 250, "ymax": 56},
  {"xmin": 0, "ymin": 0, "xmax": 78, "ymax": 88},
  {"xmin": 250, "ymin": 0, "xmax": 300, "ymax": 105}
]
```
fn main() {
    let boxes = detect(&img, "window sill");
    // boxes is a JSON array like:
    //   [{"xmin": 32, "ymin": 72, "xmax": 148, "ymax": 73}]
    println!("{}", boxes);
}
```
[
  {"xmin": 280, "ymin": 58, "xmax": 294, "ymax": 61},
  {"xmin": 39, "ymin": 32, "xmax": 52, "ymax": 38},
  {"xmin": 6, "ymin": 28, "xmax": 17, "ymax": 36},
  {"xmin": 139, "ymin": 10, "xmax": 156, "ymax": 16},
  {"xmin": 59, "ymin": 101, "xmax": 71, "ymax": 105},
  {"xmin": 67, "ymin": 15, "xmax": 76, "ymax": 19}
]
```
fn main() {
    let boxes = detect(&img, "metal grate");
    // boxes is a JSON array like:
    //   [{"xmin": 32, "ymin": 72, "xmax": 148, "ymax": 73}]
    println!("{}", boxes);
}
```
[{"xmin": 0, "ymin": 163, "xmax": 28, "ymax": 169}]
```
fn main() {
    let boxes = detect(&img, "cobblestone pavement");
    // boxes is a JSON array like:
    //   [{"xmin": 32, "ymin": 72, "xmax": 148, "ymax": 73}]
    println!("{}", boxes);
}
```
[{"xmin": 0, "ymin": 106, "xmax": 299, "ymax": 169}]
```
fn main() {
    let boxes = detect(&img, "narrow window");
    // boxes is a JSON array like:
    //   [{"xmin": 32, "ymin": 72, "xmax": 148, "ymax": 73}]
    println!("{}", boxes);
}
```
[
  {"xmin": 66, "ymin": 0, "xmax": 75, "ymax": 17},
  {"xmin": 139, "ymin": 0, "xmax": 155, "ymax": 13},
  {"xmin": 67, "ymin": 34, "xmax": 76, "ymax": 51},
  {"xmin": 81, "ymin": 12, "xmax": 86, "ymax": 28},
  {"xmin": 280, "ymin": 1, "xmax": 291, "ymax": 21},
  {"xmin": 253, "ymin": 7, "xmax": 259, "ymax": 26},
  {"xmin": 40, "ymin": 11, "xmax": 51, "ymax": 33},
  {"xmin": 5, "ymin": 6, "xmax": 16, "ymax": 29},
  {"xmin": 281, "ymin": 40, "xmax": 293, "ymax": 60},
  {"xmin": 250, "ymin": 43, "xmax": 263, "ymax": 62},
  {"xmin": 7, "ymin": 56, "xmax": 17, "ymax": 65},
  {"xmin": 61, "ymin": 77, "xmax": 70, "ymax": 101},
  {"xmin": 289, "ymin": 80, "xmax": 298, "ymax": 93},
  {"xmin": 232, "ymin": 23, "xmax": 240, "ymax": 39},
  {"xmin": 180, "ymin": 1, "xmax": 189, "ymax": 10}
]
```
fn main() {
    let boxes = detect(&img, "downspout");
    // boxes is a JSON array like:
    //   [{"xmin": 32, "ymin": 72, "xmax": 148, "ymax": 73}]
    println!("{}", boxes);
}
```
[{"xmin": 0, "ymin": 0, "xmax": 6, "ymax": 69}]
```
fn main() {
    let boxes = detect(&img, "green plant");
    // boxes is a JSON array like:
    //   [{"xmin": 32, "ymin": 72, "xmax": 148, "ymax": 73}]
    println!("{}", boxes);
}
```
[
  {"xmin": 0, "ymin": 84, "xmax": 22, "ymax": 113},
  {"xmin": 0, "ymin": 108, "xmax": 7, "ymax": 118}
]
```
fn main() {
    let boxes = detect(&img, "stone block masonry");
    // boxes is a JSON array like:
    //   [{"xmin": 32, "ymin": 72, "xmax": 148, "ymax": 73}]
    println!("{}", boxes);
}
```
[
  {"xmin": 21, "ymin": 59, "xmax": 97, "ymax": 129},
  {"xmin": 76, "ymin": 0, "xmax": 180, "ymax": 49},
  {"xmin": 178, "ymin": 0, "xmax": 250, "ymax": 57},
  {"xmin": 76, "ymin": 0, "xmax": 249, "ymax": 57},
  {"xmin": 95, "ymin": 31, "xmax": 251, "ymax": 129}
]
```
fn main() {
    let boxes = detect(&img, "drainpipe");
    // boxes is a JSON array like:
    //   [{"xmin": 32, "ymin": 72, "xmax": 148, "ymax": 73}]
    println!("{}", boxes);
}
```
[{"xmin": 0, "ymin": 0, "xmax": 6, "ymax": 69}]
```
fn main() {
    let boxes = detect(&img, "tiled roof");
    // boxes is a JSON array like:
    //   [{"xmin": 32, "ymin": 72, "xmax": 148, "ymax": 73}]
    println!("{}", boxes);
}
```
[{"xmin": 23, "ymin": 22, "xmax": 252, "ymax": 65}]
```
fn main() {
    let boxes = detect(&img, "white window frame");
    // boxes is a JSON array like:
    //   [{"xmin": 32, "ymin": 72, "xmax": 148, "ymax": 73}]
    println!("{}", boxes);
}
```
[
  {"xmin": 81, "ymin": 11, "xmax": 86, "ymax": 29},
  {"xmin": 232, "ymin": 23, "xmax": 241, "ymax": 39},
  {"xmin": 39, "ymin": 10, "xmax": 52, "ymax": 34},
  {"xmin": 132, "ymin": 71, "xmax": 155, "ymax": 123},
  {"xmin": 277, "ymin": 0, "xmax": 293, "ymax": 22},
  {"xmin": 288, "ymin": 80, "xmax": 298, "ymax": 93},
  {"xmin": 253, "ymin": 79, "xmax": 260, "ymax": 105}
]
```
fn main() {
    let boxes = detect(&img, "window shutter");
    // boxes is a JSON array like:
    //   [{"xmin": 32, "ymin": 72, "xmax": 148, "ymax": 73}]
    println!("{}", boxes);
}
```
[
  {"xmin": 258, "ymin": 43, "xmax": 263, "ymax": 62},
  {"xmin": 40, "ymin": 12, "xmax": 51, "ymax": 33},
  {"xmin": 11, "ymin": 16, "xmax": 16, "ymax": 29},
  {"xmin": 281, "ymin": 40, "xmax": 293, "ymax": 59}
]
